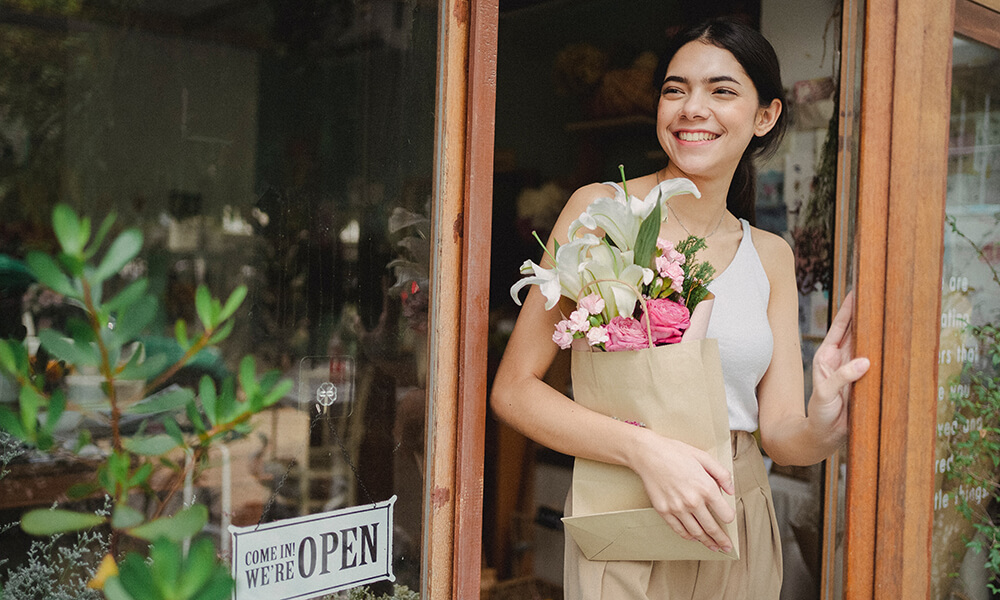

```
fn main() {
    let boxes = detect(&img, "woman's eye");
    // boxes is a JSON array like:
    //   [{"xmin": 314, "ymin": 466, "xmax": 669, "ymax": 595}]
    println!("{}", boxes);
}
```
[
  {"xmin": 713, "ymin": 88, "xmax": 737, "ymax": 96},
  {"xmin": 661, "ymin": 87, "xmax": 683, "ymax": 96}
]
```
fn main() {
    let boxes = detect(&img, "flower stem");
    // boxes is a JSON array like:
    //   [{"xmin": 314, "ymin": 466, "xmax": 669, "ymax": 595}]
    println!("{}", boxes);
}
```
[
  {"xmin": 531, "ymin": 230, "xmax": 557, "ymax": 264},
  {"xmin": 618, "ymin": 164, "xmax": 629, "ymax": 198}
]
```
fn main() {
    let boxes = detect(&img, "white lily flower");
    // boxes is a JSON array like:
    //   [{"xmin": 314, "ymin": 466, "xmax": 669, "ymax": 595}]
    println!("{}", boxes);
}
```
[
  {"xmin": 567, "ymin": 177, "xmax": 701, "ymax": 251},
  {"xmin": 580, "ymin": 243, "xmax": 647, "ymax": 319},
  {"xmin": 509, "ymin": 234, "xmax": 601, "ymax": 310}
]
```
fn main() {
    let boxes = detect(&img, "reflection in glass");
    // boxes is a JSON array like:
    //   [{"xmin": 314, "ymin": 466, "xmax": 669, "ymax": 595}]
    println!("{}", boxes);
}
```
[
  {"xmin": 931, "ymin": 33, "xmax": 1000, "ymax": 600},
  {"xmin": 0, "ymin": 1, "xmax": 438, "ymax": 596}
]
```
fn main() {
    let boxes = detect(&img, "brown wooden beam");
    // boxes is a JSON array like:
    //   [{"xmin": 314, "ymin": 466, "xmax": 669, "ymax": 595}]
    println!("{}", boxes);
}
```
[
  {"xmin": 455, "ymin": 0, "xmax": 498, "ymax": 597},
  {"xmin": 848, "ymin": 0, "xmax": 955, "ymax": 598}
]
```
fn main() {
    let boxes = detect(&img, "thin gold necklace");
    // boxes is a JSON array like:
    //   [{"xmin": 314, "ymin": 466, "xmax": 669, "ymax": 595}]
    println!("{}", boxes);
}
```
[{"xmin": 657, "ymin": 169, "xmax": 727, "ymax": 238}]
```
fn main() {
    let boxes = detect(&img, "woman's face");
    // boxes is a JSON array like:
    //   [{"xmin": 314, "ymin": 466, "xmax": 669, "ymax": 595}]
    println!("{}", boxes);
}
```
[{"xmin": 656, "ymin": 40, "xmax": 780, "ymax": 183}]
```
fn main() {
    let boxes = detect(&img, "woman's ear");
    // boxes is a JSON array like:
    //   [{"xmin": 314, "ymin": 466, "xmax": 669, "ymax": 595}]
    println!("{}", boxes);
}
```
[{"xmin": 754, "ymin": 98, "xmax": 782, "ymax": 137}]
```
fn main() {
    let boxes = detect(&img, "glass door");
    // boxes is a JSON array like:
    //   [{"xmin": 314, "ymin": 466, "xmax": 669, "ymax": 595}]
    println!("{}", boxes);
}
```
[
  {"xmin": 0, "ymin": 1, "xmax": 446, "ymax": 597},
  {"xmin": 931, "ymin": 2, "xmax": 1000, "ymax": 597}
]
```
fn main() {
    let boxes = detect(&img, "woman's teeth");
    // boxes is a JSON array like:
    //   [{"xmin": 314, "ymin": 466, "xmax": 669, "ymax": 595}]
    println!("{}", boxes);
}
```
[{"xmin": 677, "ymin": 131, "xmax": 719, "ymax": 141}]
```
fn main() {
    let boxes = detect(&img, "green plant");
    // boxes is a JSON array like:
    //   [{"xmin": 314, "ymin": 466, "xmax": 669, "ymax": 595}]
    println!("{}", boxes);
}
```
[
  {"xmin": 945, "ymin": 215, "xmax": 1000, "ymax": 592},
  {"xmin": 0, "ymin": 204, "xmax": 292, "ymax": 597}
]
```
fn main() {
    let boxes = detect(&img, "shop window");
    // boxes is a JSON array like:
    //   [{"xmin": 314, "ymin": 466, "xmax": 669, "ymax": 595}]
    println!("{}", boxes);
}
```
[{"xmin": 0, "ymin": 1, "xmax": 439, "ymax": 597}]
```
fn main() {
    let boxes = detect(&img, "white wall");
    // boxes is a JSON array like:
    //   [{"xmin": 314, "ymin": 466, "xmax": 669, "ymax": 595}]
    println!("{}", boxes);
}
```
[{"xmin": 762, "ymin": 0, "xmax": 841, "ymax": 88}]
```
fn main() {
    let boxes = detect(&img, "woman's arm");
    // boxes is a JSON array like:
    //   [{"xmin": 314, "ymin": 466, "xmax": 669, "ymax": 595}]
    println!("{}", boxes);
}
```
[
  {"xmin": 490, "ymin": 183, "xmax": 738, "ymax": 552},
  {"xmin": 755, "ymin": 233, "xmax": 870, "ymax": 466}
]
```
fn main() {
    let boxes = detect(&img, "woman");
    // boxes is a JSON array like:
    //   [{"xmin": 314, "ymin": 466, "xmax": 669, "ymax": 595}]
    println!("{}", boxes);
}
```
[{"xmin": 490, "ymin": 18, "xmax": 871, "ymax": 599}]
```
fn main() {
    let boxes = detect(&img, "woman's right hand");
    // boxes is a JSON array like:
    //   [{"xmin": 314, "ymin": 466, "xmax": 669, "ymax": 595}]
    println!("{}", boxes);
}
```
[{"xmin": 629, "ymin": 428, "xmax": 736, "ymax": 553}]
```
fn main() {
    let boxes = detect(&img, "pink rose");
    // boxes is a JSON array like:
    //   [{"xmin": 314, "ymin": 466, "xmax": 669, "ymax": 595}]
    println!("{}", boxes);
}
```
[
  {"xmin": 640, "ymin": 297, "xmax": 690, "ymax": 345},
  {"xmin": 604, "ymin": 316, "xmax": 650, "ymax": 351}
]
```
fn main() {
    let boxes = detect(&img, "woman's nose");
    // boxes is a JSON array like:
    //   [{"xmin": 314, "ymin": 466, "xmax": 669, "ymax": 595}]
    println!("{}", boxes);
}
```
[{"xmin": 680, "ymin": 91, "xmax": 710, "ymax": 119}]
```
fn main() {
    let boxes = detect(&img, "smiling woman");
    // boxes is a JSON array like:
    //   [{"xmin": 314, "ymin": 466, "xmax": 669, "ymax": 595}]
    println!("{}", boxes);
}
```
[{"xmin": 490, "ymin": 16, "xmax": 869, "ymax": 600}]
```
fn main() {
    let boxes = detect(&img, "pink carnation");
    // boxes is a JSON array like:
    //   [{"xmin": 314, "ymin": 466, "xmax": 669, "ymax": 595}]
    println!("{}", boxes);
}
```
[
  {"xmin": 552, "ymin": 319, "xmax": 574, "ymax": 349},
  {"xmin": 604, "ymin": 316, "xmax": 650, "ymax": 351},
  {"xmin": 567, "ymin": 308, "xmax": 591, "ymax": 333},
  {"xmin": 586, "ymin": 326, "xmax": 609, "ymax": 347},
  {"xmin": 578, "ymin": 293, "xmax": 605, "ymax": 315},
  {"xmin": 656, "ymin": 238, "xmax": 686, "ymax": 265},
  {"xmin": 639, "ymin": 297, "xmax": 690, "ymax": 345},
  {"xmin": 655, "ymin": 257, "xmax": 685, "ymax": 293}
]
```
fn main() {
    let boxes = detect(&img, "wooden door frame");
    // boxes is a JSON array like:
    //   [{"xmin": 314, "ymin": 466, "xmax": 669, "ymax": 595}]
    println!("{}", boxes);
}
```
[
  {"xmin": 423, "ymin": 1, "xmax": 498, "ymax": 598},
  {"xmin": 842, "ymin": 0, "xmax": 956, "ymax": 597}
]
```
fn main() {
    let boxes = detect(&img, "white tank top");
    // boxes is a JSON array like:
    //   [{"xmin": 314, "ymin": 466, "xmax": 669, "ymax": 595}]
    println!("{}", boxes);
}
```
[
  {"xmin": 598, "ymin": 183, "xmax": 773, "ymax": 431},
  {"xmin": 706, "ymin": 218, "xmax": 773, "ymax": 431}
]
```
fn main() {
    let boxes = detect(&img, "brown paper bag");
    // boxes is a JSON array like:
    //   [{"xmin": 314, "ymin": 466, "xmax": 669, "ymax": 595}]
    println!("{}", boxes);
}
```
[{"xmin": 562, "ymin": 337, "xmax": 737, "ymax": 561}]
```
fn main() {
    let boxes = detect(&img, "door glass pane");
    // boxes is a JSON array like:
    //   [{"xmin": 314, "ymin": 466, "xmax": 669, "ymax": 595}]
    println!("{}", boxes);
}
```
[
  {"xmin": 931, "ymin": 32, "xmax": 1000, "ymax": 600},
  {"xmin": 0, "ymin": 1, "xmax": 438, "ymax": 597}
]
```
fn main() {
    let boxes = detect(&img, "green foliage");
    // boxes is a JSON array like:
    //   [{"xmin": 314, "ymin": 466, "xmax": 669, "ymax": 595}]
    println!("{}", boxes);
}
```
[
  {"xmin": 675, "ymin": 235, "xmax": 716, "ymax": 311},
  {"xmin": 944, "ymin": 215, "xmax": 1000, "ymax": 592},
  {"xmin": 103, "ymin": 538, "xmax": 233, "ymax": 600},
  {"xmin": 0, "ymin": 204, "xmax": 289, "ymax": 598},
  {"xmin": 345, "ymin": 584, "xmax": 420, "ymax": 600}
]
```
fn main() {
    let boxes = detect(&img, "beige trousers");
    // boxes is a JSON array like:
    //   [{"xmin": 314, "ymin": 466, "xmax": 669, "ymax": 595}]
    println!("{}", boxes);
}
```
[{"xmin": 563, "ymin": 430, "xmax": 783, "ymax": 599}]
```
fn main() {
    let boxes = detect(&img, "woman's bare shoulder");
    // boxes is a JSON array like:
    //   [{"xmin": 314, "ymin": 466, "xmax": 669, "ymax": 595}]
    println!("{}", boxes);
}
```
[{"xmin": 748, "ymin": 225, "xmax": 795, "ymax": 278}]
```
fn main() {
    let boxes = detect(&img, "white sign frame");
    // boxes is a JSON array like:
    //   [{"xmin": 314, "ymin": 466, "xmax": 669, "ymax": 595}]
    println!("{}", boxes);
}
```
[{"xmin": 230, "ymin": 496, "xmax": 396, "ymax": 600}]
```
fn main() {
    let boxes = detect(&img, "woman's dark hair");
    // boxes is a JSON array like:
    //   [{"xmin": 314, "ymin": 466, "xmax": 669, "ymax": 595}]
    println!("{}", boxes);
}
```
[{"xmin": 654, "ymin": 18, "xmax": 789, "ymax": 225}]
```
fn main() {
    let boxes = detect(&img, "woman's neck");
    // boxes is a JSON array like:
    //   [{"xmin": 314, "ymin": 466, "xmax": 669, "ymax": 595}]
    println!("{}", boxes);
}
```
[{"xmin": 658, "ymin": 164, "xmax": 733, "ymax": 229}]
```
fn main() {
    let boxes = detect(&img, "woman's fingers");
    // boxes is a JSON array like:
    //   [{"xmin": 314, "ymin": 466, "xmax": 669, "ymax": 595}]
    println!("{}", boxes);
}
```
[{"xmin": 665, "ymin": 507, "xmax": 734, "ymax": 552}]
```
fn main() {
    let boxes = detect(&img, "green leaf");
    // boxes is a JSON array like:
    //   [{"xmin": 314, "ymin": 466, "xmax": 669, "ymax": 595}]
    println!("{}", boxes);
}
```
[
  {"xmin": 185, "ymin": 400, "xmax": 206, "ymax": 434},
  {"xmin": 254, "ymin": 377, "xmax": 293, "ymax": 413},
  {"xmin": 123, "ymin": 434, "xmax": 180, "ymax": 456},
  {"xmin": 19, "ymin": 385, "xmax": 45, "ymax": 439},
  {"xmin": 52, "ymin": 204, "xmax": 86, "ymax": 255},
  {"xmin": 112, "ymin": 504, "xmax": 145, "ymax": 529},
  {"xmin": 161, "ymin": 416, "xmax": 185, "ymax": 446},
  {"xmin": 198, "ymin": 376, "xmax": 219, "ymax": 426},
  {"xmin": 0, "ymin": 406, "xmax": 27, "ymax": 441},
  {"xmin": 118, "ymin": 552, "xmax": 162, "ymax": 600},
  {"xmin": 178, "ymin": 538, "xmax": 218, "ymax": 598},
  {"xmin": 103, "ymin": 577, "xmax": 137, "ymax": 600},
  {"xmin": 187, "ymin": 569, "xmax": 233, "ymax": 600},
  {"xmin": 149, "ymin": 537, "xmax": 182, "ymax": 593},
  {"xmin": 128, "ymin": 505, "xmax": 207, "ymax": 542},
  {"xmin": 67, "ymin": 481, "xmax": 101, "ymax": 499},
  {"xmin": 175, "ymin": 319, "xmax": 190, "ymax": 350},
  {"xmin": 112, "ymin": 296, "xmax": 158, "ymax": 346},
  {"xmin": 21, "ymin": 508, "xmax": 106, "ymax": 535},
  {"xmin": 0, "ymin": 340, "xmax": 21, "ymax": 375},
  {"xmin": 104, "ymin": 279, "xmax": 149, "ymax": 314},
  {"xmin": 25, "ymin": 251, "xmax": 76, "ymax": 297},
  {"xmin": 94, "ymin": 229, "xmax": 143, "ymax": 282},
  {"xmin": 218, "ymin": 285, "xmax": 247, "ymax": 322},
  {"xmin": 633, "ymin": 200, "xmax": 661, "ymax": 270},
  {"xmin": 206, "ymin": 319, "xmax": 235, "ymax": 346},
  {"xmin": 194, "ymin": 285, "xmax": 213, "ymax": 329},
  {"xmin": 38, "ymin": 329, "xmax": 100, "ymax": 367},
  {"xmin": 86, "ymin": 213, "xmax": 118, "ymax": 260},
  {"xmin": 43, "ymin": 389, "xmax": 66, "ymax": 434},
  {"xmin": 118, "ymin": 352, "xmax": 168, "ymax": 382},
  {"xmin": 125, "ymin": 386, "xmax": 193, "ymax": 416},
  {"xmin": 238, "ymin": 356, "xmax": 257, "ymax": 399}
]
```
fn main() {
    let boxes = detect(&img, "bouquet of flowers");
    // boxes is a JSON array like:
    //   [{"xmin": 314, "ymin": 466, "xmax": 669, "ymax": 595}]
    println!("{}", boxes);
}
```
[
  {"xmin": 509, "ymin": 167, "xmax": 738, "ymax": 562},
  {"xmin": 510, "ymin": 167, "xmax": 715, "ymax": 351}
]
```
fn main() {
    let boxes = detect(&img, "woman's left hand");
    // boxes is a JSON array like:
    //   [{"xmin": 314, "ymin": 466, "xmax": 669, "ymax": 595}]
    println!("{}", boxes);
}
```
[{"xmin": 808, "ymin": 291, "xmax": 871, "ymax": 442}]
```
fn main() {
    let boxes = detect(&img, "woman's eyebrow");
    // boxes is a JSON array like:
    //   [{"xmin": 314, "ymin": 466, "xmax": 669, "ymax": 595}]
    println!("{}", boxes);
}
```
[{"xmin": 662, "ymin": 75, "xmax": 743, "ymax": 86}]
